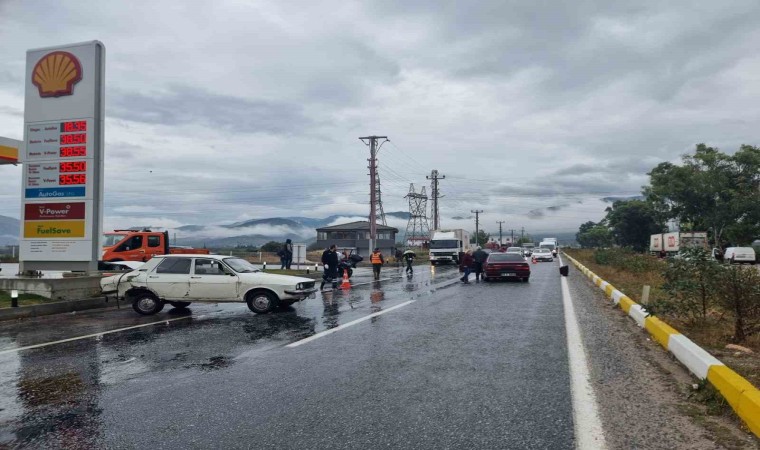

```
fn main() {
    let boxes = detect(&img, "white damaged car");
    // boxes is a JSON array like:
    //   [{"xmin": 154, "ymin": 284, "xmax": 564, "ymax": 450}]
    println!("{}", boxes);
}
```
[{"xmin": 101, "ymin": 254, "xmax": 317, "ymax": 315}]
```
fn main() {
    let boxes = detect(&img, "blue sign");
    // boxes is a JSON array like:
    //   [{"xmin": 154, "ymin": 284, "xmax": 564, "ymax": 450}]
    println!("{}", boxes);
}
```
[{"xmin": 25, "ymin": 187, "xmax": 85, "ymax": 198}]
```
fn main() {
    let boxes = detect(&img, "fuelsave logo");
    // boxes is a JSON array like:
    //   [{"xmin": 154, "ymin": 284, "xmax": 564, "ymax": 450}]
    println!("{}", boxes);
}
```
[
  {"xmin": 24, "ymin": 220, "xmax": 85, "ymax": 238},
  {"xmin": 25, "ymin": 202, "xmax": 85, "ymax": 220}
]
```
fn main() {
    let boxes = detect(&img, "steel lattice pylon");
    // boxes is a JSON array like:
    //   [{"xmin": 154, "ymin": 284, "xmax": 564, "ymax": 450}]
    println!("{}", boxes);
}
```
[{"xmin": 404, "ymin": 184, "xmax": 430, "ymax": 247}]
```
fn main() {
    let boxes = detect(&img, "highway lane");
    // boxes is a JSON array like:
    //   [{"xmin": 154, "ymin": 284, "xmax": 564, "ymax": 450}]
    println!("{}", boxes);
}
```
[{"xmin": 0, "ymin": 261, "xmax": 577, "ymax": 449}]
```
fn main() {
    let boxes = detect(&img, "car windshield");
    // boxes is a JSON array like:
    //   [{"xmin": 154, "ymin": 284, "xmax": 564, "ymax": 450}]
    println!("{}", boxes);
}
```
[
  {"xmin": 488, "ymin": 253, "xmax": 525, "ymax": 262},
  {"xmin": 534, "ymin": 249, "xmax": 550, "ymax": 254},
  {"xmin": 430, "ymin": 240, "xmax": 459, "ymax": 249},
  {"xmin": 223, "ymin": 257, "xmax": 260, "ymax": 273},
  {"xmin": 102, "ymin": 233, "xmax": 127, "ymax": 247},
  {"xmin": 506, "ymin": 247, "xmax": 522, "ymax": 252}
]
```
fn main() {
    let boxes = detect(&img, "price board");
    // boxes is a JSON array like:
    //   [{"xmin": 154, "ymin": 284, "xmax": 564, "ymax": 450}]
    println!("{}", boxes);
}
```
[{"xmin": 20, "ymin": 41, "xmax": 105, "ymax": 272}]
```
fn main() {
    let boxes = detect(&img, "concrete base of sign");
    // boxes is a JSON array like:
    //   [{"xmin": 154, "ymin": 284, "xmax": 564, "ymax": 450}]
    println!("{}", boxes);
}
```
[
  {"xmin": 20, "ymin": 260, "xmax": 98, "ymax": 273},
  {"xmin": 0, "ymin": 275, "xmax": 102, "ymax": 301}
]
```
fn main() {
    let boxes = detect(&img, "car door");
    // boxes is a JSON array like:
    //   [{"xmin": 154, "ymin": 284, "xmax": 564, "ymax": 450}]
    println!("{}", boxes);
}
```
[
  {"xmin": 147, "ymin": 257, "xmax": 192, "ymax": 300},
  {"xmin": 187, "ymin": 258, "xmax": 240, "ymax": 301},
  {"xmin": 146, "ymin": 234, "xmax": 164, "ymax": 259}
]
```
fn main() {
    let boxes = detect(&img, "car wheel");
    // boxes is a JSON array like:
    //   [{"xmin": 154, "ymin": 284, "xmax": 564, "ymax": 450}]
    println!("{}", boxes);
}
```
[
  {"xmin": 246, "ymin": 290, "xmax": 278, "ymax": 314},
  {"xmin": 168, "ymin": 301, "xmax": 191, "ymax": 309},
  {"xmin": 131, "ymin": 292, "xmax": 163, "ymax": 315}
]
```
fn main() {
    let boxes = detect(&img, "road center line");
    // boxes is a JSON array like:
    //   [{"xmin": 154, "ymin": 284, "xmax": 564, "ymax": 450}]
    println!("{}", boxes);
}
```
[
  {"xmin": 0, "ymin": 314, "xmax": 199, "ymax": 355},
  {"xmin": 558, "ymin": 254, "xmax": 607, "ymax": 449},
  {"xmin": 286, "ymin": 300, "xmax": 416, "ymax": 348}
]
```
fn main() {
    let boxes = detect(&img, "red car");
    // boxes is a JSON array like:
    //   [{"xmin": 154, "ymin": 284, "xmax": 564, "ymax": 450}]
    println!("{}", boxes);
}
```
[{"xmin": 482, "ymin": 253, "xmax": 530, "ymax": 282}]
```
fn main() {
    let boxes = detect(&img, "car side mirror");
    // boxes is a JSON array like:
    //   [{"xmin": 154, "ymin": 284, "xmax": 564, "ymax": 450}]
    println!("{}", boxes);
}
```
[{"xmin": 559, "ymin": 265, "xmax": 569, "ymax": 277}]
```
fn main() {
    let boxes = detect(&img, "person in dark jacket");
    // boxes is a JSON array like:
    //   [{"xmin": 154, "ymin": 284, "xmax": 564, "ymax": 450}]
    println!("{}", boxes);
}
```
[
  {"xmin": 403, "ymin": 249, "xmax": 416, "ymax": 275},
  {"xmin": 460, "ymin": 250, "xmax": 474, "ymax": 284},
  {"xmin": 320, "ymin": 244, "xmax": 340, "ymax": 290},
  {"xmin": 283, "ymin": 239, "xmax": 293, "ymax": 270},
  {"xmin": 472, "ymin": 247, "xmax": 489, "ymax": 282}
]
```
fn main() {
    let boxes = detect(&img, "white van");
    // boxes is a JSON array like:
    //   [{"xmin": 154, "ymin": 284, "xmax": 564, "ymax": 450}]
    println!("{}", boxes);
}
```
[{"xmin": 723, "ymin": 247, "xmax": 756, "ymax": 265}]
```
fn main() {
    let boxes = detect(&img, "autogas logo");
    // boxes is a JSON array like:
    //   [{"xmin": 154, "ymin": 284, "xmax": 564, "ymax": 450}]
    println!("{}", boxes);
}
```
[
  {"xmin": 24, "ymin": 220, "xmax": 85, "ymax": 238},
  {"xmin": 31, "ymin": 51, "xmax": 83, "ymax": 98}
]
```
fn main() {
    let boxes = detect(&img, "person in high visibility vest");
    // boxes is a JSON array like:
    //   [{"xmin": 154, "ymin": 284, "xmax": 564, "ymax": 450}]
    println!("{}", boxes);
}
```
[{"xmin": 370, "ymin": 248, "xmax": 385, "ymax": 280}]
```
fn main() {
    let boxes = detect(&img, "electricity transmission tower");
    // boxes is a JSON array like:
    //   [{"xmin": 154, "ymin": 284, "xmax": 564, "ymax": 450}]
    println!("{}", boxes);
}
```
[
  {"xmin": 427, "ymin": 170, "xmax": 445, "ymax": 230},
  {"xmin": 359, "ymin": 135, "xmax": 388, "ymax": 254},
  {"xmin": 404, "ymin": 184, "xmax": 430, "ymax": 247}
]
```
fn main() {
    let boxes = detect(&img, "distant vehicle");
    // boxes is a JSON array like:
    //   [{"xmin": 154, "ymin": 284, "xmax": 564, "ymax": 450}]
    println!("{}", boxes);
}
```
[
  {"xmin": 429, "ymin": 229, "xmax": 471, "ymax": 265},
  {"xmin": 539, "ymin": 240, "xmax": 558, "ymax": 257},
  {"xmin": 532, "ymin": 248, "xmax": 553, "ymax": 262},
  {"xmin": 723, "ymin": 247, "xmax": 756, "ymax": 265},
  {"xmin": 102, "ymin": 230, "xmax": 209, "ymax": 263},
  {"xmin": 649, "ymin": 232, "xmax": 708, "ymax": 256},
  {"xmin": 506, "ymin": 247, "xmax": 524, "ymax": 256},
  {"xmin": 101, "ymin": 254, "xmax": 317, "ymax": 315},
  {"xmin": 482, "ymin": 253, "xmax": 530, "ymax": 282}
]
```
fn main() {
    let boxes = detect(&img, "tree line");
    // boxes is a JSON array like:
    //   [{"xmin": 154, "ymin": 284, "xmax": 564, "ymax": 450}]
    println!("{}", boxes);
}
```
[{"xmin": 577, "ymin": 144, "xmax": 760, "ymax": 251}]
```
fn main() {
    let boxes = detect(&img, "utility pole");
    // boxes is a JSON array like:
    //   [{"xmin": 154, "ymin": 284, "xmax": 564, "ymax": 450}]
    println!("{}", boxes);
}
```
[
  {"xmin": 496, "ymin": 221, "xmax": 505, "ymax": 246},
  {"xmin": 520, "ymin": 227, "xmax": 525, "ymax": 244},
  {"xmin": 471, "ymin": 210, "xmax": 483, "ymax": 246},
  {"xmin": 510, "ymin": 229, "xmax": 515, "ymax": 245},
  {"xmin": 359, "ymin": 135, "xmax": 388, "ymax": 256},
  {"xmin": 427, "ymin": 170, "xmax": 445, "ymax": 230}
]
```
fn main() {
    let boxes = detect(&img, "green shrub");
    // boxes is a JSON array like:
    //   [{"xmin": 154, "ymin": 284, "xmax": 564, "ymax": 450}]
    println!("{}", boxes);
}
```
[
  {"xmin": 656, "ymin": 248, "xmax": 722, "ymax": 324},
  {"xmin": 715, "ymin": 265, "xmax": 760, "ymax": 342}
]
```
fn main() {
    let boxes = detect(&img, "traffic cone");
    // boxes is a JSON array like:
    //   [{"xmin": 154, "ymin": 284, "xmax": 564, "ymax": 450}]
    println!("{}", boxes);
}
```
[{"xmin": 340, "ymin": 271, "xmax": 351, "ymax": 289}]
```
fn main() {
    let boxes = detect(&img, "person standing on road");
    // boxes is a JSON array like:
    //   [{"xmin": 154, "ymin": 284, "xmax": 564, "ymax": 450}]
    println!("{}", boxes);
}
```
[
  {"xmin": 320, "ymin": 244, "xmax": 339, "ymax": 290},
  {"xmin": 403, "ymin": 249, "xmax": 416, "ymax": 275},
  {"xmin": 283, "ymin": 239, "xmax": 293, "ymax": 270},
  {"xmin": 371, "ymin": 248, "xmax": 385, "ymax": 280},
  {"xmin": 472, "ymin": 246, "xmax": 488, "ymax": 282},
  {"xmin": 460, "ymin": 249, "xmax": 474, "ymax": 284},
  {"xmin": 395, "ymin": 247, "xmax": 403, "ymax": 268}
]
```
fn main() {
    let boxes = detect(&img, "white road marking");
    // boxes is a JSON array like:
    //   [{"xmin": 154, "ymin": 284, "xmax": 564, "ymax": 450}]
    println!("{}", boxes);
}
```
[
  {"xmin": 0, "ymin": 314, "xmax": 199, "ymax": 355},
  {"xmin": 558, "ymin": 255, "xmax": 607, "ymax": 449},
  {"xmin": 286, "ymin": 300, "xmax": 416, "ymax": 348}
]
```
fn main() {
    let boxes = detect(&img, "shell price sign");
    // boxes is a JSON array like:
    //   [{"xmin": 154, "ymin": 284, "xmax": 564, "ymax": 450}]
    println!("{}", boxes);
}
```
[{"xmin": 20, "ymin": 41, "xmax": 105, "ymax": 272}]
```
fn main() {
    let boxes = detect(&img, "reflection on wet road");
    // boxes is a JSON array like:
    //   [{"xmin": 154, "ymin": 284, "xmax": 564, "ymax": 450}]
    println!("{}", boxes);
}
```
[{"xmin": 0, "ymin": 264, "xmax": 464, "ymax": 448}]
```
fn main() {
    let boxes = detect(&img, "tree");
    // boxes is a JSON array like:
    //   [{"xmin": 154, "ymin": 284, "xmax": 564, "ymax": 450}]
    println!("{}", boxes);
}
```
[
  {"xmin": 576, "ymin": 224, "xmax": 613, "ymax": 248},
  {"xmin": 260, "ymin": 241, "xmax": 282, "ymax": 252},
  {"xmin": 605, "ymin": 200, "xmax": 665, "ymax": 251},
  {"xmin": 644, "ymin": 144, "xmax": 760, "ymax": 248},
  {"xmin": 470, "ymin": 230, "xmax": 490, "ymax": 246}
]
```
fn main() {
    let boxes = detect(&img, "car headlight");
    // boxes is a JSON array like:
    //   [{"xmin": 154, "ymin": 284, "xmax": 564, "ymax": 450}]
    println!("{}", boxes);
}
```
[{"xmin": 296, "ymin": 283, "xmax": 303, "ymax": 290}]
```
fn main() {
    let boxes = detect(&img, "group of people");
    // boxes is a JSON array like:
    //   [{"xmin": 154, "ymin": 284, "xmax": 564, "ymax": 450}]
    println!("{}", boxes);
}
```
[
  {"xmin": 458, "ymin": 247, "xmax": 489, "ymax": 284},
  {"xmin": 318, "ymin": 246, "xmax": 418, "ymax": 290}
]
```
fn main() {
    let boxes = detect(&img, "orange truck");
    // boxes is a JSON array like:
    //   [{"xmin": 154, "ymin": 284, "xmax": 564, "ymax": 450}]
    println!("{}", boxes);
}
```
[{"xmin": 102, "ymin": 229, "xmax": 209, "ymax": 262}]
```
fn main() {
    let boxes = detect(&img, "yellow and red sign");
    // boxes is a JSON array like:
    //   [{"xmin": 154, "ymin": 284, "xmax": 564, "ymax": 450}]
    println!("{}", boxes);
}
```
[
  {"xmin": 0, "ymin": 137, "xmax": 20, "ymax": 165},
  {"xmin": 32, "ymin": 51, "xmax": 82, "ymax": 98},
  {"xmin": 24, "ymin": 220, "xmax": 85, "ymax": 238}
]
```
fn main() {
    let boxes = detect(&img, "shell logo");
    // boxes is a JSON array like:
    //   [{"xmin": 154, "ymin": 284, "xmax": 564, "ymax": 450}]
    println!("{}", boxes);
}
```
[{"xmin": 31, "ymin": 51, "xmax": 83, "ymax": 98}]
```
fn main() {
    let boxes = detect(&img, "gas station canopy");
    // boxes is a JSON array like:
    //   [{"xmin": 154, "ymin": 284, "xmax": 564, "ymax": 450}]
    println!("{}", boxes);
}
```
[{"xmin": 0, "ymin": 136, "xmax": 21, "ymax": 165}]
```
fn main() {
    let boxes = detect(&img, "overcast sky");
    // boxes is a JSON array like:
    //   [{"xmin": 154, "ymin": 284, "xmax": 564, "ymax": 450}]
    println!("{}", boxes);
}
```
[{"xmin": 2, "ymin": 0, "xmax": 760, "ymax": 236}]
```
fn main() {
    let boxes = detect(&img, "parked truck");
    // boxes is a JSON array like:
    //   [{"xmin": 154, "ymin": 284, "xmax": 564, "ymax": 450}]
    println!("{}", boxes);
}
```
[
  {"xmin": 102, "ymin": 229, "xmax": 210, "ymax": 263},
  {"xmin": 649, "ymin": 232, "xmax": 708, "ymax": 256},
  {"xmin": 429, "ymin": 229, "xmax": 471, "ymax": 265}
]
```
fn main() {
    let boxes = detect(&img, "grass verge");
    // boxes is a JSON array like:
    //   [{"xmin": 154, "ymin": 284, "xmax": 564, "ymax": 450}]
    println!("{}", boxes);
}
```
[{"xmin": 0, "ymin": 290, "xmax": 54, "ymax": 309}]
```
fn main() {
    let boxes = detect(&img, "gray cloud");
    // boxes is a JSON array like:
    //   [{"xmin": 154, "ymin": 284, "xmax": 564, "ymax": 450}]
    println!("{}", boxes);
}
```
[{"xmin": 109, "ymin": 85, "xmax": 314, "ymax": 135}]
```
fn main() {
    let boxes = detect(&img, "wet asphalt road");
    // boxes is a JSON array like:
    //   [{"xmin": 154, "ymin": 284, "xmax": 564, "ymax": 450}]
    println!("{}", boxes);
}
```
[{"xmin": 0, "ymin": 261, "xmax": 575, "ymax": 449}]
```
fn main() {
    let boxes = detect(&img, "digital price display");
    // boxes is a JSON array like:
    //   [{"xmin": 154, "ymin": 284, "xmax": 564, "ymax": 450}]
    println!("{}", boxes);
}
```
[
  {"xmin": 61, "ymin": 121, "xmax": 87, "ymax": 132},
  {"xmin": 59, "ymin": 161, "xmax": 86, "ymax": 173},
  {"xmin": 59, "ymin": 174, "xmax": 86, "ymax": 185},
  {"xmin": 60, "ymin": 133, "xmax": 86, "ymax": 145},
  {"xmin": 60, "ymin": 146, "xmax": 86, "ymax": 157}
]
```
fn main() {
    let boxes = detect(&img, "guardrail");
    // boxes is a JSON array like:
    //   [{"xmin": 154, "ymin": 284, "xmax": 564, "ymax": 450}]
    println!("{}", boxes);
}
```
[{"xmin": 563, "ymin": 253, "xmax": 760, "ymax": 437}]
